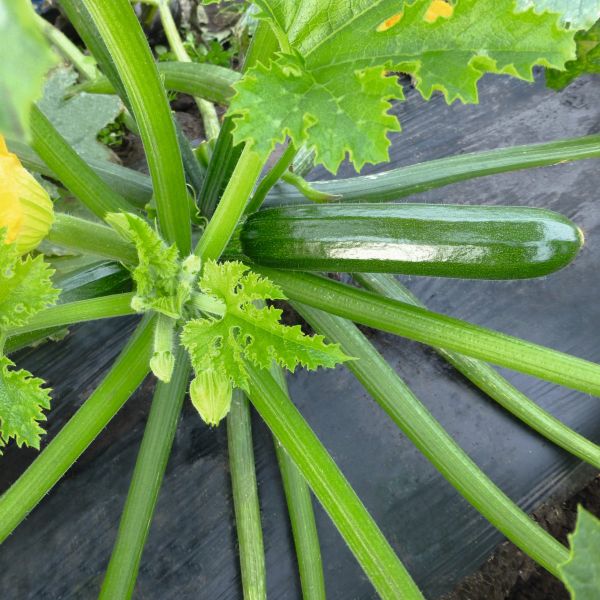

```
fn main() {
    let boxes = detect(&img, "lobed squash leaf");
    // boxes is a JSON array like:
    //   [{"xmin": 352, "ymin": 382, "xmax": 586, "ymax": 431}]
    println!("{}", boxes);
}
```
[
  {"xmin": 558, "ymin": 507, "xmax": 600, "ymax": 599},
  {"xmin": 106, "ymin": 212, "xmax": 201, "ymax": 319},
  {"xmin": 0, "ymin": 230, "xmax": 59, "ymax": 329},
  {"xmin": 0, "ymin": 357, "xmax": 51, "ymax": 452},
  {"xmin": 0, "ymin": 229, "xmax": 58, "ymax": 451},
  {"xmin": 182, "ymin": 260, "xmax": 349, "ymax": 423},
  {"xmin": 516, "ymin": 0, "xmax": 600, "ymax": 30},
  {"xmin": 546, "ymin": 20, "xmax": 600, "ymax": 89},
  {"xmin": 227, "ymin": 0, "xmax": 576, "ymax": 173}
]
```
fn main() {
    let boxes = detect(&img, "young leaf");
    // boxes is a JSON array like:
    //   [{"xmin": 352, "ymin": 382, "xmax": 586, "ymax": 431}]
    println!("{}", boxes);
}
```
[
  {"xmin": 517, "ymin": 0, "xmax": 600, "ymax": 30},
  {"xmin": 547, "ymin": 20, "xmax": 600, "ymax": 89},
  {"xmin": 228, "ymin": 0, "xmax": 576, "ymax": 173},
  {"xmin": 0, "ymin": 357, "xmax": 51, "ymax": 451},
  {"xmin": 0, "ymin": 230, "xmax": 59, "ymax": 329},
  {"xmin": 181, "ymin": 260, "xmax": 349, "ymax": 424},
  {"xmin": 0, "ymin": 0, "xmax": 56, "ymax": 140},
  {"xmin": 558, "ymin": 507, "xmax": 600, "ymax": 598},
  {"xmin": 106, "ymin": 212, "xmax": 201, "ymax": 319}
]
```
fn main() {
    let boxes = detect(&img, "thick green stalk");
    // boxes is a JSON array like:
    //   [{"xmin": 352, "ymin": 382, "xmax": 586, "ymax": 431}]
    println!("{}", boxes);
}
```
[
  {"xmin": 7, "ymin": 294, "xmax": 136, "ymax": 336},
  {"xmin": 15, "ymin": 133, "xmax": 600, "ymax": 214},
  {"xmin": 59, "ymin": 0, "xmax": 201, "ymax": 204},
  {"xmin": 35, "ymin": 13, "xmax": 99, "ymax": 80},
  {"xmin": 153, "ymin": 0, "xmax": 220, "ymax": 139},
  {"xmin": 269, "ymin": 135, "xmax": 600, "ymax": 204},
  {"xmin": 174, "ymin": 120, "xmax": 206, "ymax": 200},
  {"xmin": 354, "ymin": 273, "xmax": 600, "ymax": 470},
  {"xmin": 81, "ymin": 0, "xmax": 191, "ymax": 252},
  {"xmin": 246, "ymin": 144, "xmax": 297, "ymax": 214},
  {"xmin": 198, "ymin": 21, "xmax": 279, "ymax": 219},
  {"xmin": 30, "ymin": 105, "xmax": 131, "ymax": 218},
  {"xmin": 0, "ymin": 316, "xmax": 154, "ymax": 542},
  {"xmin": 270, "ymin": 367, "xmax": 326, "ymax": 600},
  {"xmin": 59, "ymin": 0, "xmax": 130, "ymax": 102},
  {"xmin": 245, "ymin": 365, "xmax": 424, "ymax": 600},
  {"xmin": 280, "ymin": 171, "xmax": 340, "ymax": 203},
  {"xmin": 100, "ymin": 346, "xmax": 189, "ymax": 599},
  {"xmin": 294, "ymin": 302, "xmax": 569, "ymax": 576},
  {"xmin": 75, "ymin": 61, "xmax": 238, "ymax": 105},
  {"xmin": 48, "ymin": 213, "xmax": 137, "ymax": 264},
  {"xmin": 196, "ymin": 145, "xmax": 266, "ymax": 261},
  {"xmin": 259, "ymin": 269, "xmax": 600, "ymax": 397},
  {"xmin": 228, "ymin": 391, "xmax": 267, "ymax": 600}
]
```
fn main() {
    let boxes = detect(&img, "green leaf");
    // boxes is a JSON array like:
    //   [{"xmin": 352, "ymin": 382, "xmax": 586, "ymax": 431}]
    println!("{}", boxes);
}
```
[
  {"xmin": 38, "ymin": 67, "xmax": 123, "ymax": 162},
  {"xmin": 559, "ymin": 507, "xmax": 600, "ymax": 599},
  {"xmin": 547, "ymin": 20, "xmax": 600, "ymax": 89},
  {"xmin": 181, "ymin": 260, "xmax": 349, "ymax": 423},
  {"xmin": 229, "ymin": 0, "xmax": 576, "ymax": 173},
  {"xmin": 106, "ymin": 212, "xmax": 201, "ymax": 319},
  {"xmin": 0, "ymin": 230, "xmax": 59, "ymax": 329},
  {"xmin": 0, "ymin": 356, "xmax": 51, "ymax": 451},
  {"xmin": 517, "ymin": 0, "xmax": 600, "ymax": 30},
  {"xmin": 0, "ymin": 0, "xmax": 56, "ymax": 140}
]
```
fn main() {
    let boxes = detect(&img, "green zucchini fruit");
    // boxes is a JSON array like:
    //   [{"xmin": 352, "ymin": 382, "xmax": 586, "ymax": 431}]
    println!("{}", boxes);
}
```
[{"xmin": 237, "ymin": 203, "xmax": 584, "ymax": 279}]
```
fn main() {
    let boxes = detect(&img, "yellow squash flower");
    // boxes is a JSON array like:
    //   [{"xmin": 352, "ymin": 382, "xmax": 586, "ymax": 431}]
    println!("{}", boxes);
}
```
[{"xmin": 0, "ymin": 135, "xmax": 54, "ymax": 254}]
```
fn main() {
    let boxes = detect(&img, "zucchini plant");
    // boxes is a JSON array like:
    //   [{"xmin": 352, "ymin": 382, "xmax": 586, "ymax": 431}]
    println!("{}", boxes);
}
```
[{"xmin": 1, "ymin": 0, "xmax": 600, "ymax": 598}]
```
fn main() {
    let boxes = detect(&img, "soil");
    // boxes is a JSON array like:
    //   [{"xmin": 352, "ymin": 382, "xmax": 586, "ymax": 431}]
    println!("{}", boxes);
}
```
[{"xmin": 444, "ymin": 476, "xmax": 600, "ymax": 599}]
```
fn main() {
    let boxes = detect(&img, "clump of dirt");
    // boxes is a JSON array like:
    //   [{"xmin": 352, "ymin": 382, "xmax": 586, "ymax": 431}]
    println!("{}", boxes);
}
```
[{"xmin": 444, "ymin": 476, "xmax": 600, "ymax": 599}]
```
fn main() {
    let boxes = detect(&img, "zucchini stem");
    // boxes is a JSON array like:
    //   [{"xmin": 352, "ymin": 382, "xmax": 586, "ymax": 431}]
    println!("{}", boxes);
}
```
[
  {"xmin": 0, "ymin": 316, "xmax": 155, "ymax": 542},
  {"xmin": 293, "ymin": 302, "xmax": 569, "ymax": 576},
  {"xmin": 246, "ymin": 143, "xmax": 297, "ymax": 214},
  {"xmin": 195, "ymin": 145, "xmax": 266, "ymax": 261},
  {"xmin": 354, "ymin": 273, "xmax": 600, "ymax": 470},
  {"xmin": 228, "ymin": 391, "xmax": 267, "ymax": 600}
]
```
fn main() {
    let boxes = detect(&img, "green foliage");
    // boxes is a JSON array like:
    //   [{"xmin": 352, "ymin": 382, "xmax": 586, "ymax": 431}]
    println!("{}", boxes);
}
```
[
  {"xmin": 547, "ymin": 20, "xmax": 600, "ymax": 89},
  {"xmin": 517, "ymin": 0, "xmax": 600, "ymax": 30},
  {"xmin": 106, "ymin": 212, "xmax": 201, "ymax": 319},
  {"xmin": 97, "ymin": 117, "xmax": 127, "ymax": 149},
  {"xmin": 38, "ymin": 68, "xmax": 123, "ymax": 161},
  {"xmin": 0, "ymin": 231, "xmax": 59, "ymax": 329},
  {"xmin": 0, "ymin": 230, "xmax": 59, "ymax": 451},
  {"xmin": 0, "ymin": 357, "xmax": 52, "ymax": 451},
  {"xmin": 181, "ymin": 260, "xmax": 349, "ymax": 424},
  {"xmin": 156, "ymin": 32, "xmax": 236, "ymax": 68},
  {"xmin": 228, "ymin": 0, "xmax": 576, "ymax": 173},
  {"xmin": 559, "ymin": 507, "xmax": 600, "ymax": 599},
  {"xmin": 0, "ymin": 0, "xmax": 56, "ymax": 140}
]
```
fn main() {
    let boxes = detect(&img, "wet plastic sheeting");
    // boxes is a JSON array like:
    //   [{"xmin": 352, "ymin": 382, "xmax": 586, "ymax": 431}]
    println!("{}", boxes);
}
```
[{"xmin": 1, "ymin": 72, "xmax": 600, "ymax": 598}]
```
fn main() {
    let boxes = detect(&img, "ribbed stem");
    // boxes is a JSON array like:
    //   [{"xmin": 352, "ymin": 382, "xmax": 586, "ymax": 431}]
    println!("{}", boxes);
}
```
[
  {"xmin": 30, "ymin": 105, "xmax": 131, "ymax": 218},
  {"xmin": 48, "ymin": 213, "xmax": 137, "ymax": 264},
  {"xmin": 100, "ymin": 346, "xmax": 189, "ymax": 599},
  {"xmin": 246, "ymin": 144, "xmax": 297, "ymax": 214},
  {"xmin": 257, "ymin": 269, "xmax": 600, "ymax": 398},
  {"xmin": 270, "ymin": 367, "xmax": 326, "ymax": 600},
  {"xmin": 154, "ymin": 0, "xmax": 220, "ymax": 139},
  {"xmin": 7, "ymin": 294, "xmax": 136, "ymax": 336},
  {"xmin": 228, "ymin": 391, "xmax": 267, "ymax": 600},
  {"xmin": 294, "ymin": 302, "xmax": 569, "ymax": 576},
  {"xmin": 80, "ymin": 0, "xmax": 191, "ymax": 252},
  {"xmin": 0, "ymin": 316, "xmax": 154, "ymax": 542},
  {"xmin": 245, "ymin": 364, "xmax": 424, "ymax": 600},
  {"xmin": 354, "ymin": 273, "xmax": 600, "ymax": 470},
  {"xmin": 195, "ymin": 146, "xmax": 265, "ymax": 261}
]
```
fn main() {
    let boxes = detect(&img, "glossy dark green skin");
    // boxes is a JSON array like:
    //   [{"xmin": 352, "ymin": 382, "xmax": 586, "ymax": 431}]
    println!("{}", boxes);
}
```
[{"xmin": 240, "ymin": 203, "xmax": 584, "ymax": 279}]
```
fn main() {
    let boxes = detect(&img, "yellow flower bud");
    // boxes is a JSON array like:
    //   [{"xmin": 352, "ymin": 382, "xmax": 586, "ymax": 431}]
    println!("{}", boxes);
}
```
[
  {"xmin": 190, "ymin": 369, "xmax": 233, "ymax": 427},
  {"xmin": 0, "ymin": 136, "xmax": 54, "ymax": 254}
]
